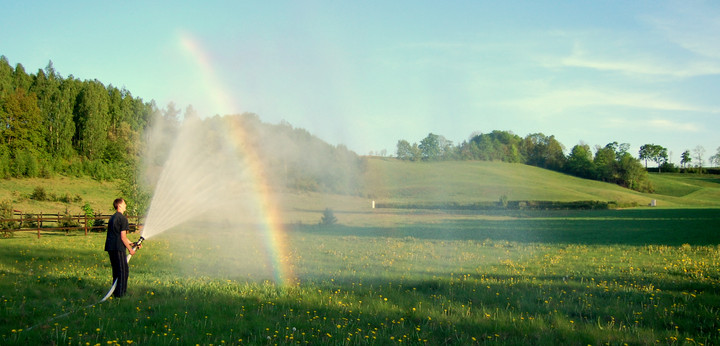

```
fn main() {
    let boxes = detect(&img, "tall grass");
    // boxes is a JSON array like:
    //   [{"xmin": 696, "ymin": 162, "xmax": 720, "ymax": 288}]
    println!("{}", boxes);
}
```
[{"xmin": 2, "ymin": 208, "xmax": 719, "ymax": 345}]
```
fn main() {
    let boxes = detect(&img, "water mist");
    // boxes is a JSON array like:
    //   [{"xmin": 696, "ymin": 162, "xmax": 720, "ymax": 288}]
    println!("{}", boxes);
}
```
[{"xmin": 140, "ymin": 115, "xmax": 290, "ymax": 283}]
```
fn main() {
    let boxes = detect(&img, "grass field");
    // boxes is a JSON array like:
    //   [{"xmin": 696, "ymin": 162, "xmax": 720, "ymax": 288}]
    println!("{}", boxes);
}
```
[
  {"xmin": 364, "ymin": 159, "xmax": 720, "ymax": 208},
  {"xmin": 2, "ymin": 207, "xmax": 720, "ymax": 345},
  {"xmin": 2, "ymin": 160, "xmax": 720, "ymax": 344}
]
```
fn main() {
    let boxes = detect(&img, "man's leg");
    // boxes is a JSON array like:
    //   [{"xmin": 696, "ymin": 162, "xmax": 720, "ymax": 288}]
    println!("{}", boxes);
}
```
[
  {"xmin": 108, "ymin": 251, "xmax": 120, "ymax": 282},
  {"xmin": 116, "ymin": 252, "xmax": 129, "ymax": 297}
]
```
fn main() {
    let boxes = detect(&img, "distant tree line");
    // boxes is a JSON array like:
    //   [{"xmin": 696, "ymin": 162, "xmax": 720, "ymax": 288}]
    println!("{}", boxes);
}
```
[
  {"xmin": 218, "ymin": 113, "xmax": 366, "ymax": 195},
  {"xmin": 146, "ymin": 112, "xmax": 366, "ymax": 198},
  {"xmin": 397, "ymin": 131, "xmax": 720, "ymax": 191},
  {"xmin": 398, "ymin": 131, "xmax": 666, "ymax": 192}
]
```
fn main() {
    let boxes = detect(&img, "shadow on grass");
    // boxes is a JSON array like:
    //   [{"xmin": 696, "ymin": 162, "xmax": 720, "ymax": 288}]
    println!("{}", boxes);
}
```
[
  {"xmin": 295, "ymin": 208, "xmax": 720, "ymax": 246},
  {"xmin": 13, "ymin": 270, "xmax": 718, "ymax": 344}
]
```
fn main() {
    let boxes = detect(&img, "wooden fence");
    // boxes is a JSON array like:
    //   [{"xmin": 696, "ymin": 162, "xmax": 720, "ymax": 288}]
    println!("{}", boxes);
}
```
[{"xmin": 1, "ymin": 211, "xmax": 143, "ymax": 238}]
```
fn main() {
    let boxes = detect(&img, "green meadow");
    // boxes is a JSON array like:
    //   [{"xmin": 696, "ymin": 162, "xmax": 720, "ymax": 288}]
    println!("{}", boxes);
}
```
[{"xmin": 2, "ymin": 158, "xmax": 720, "ymax": 345}]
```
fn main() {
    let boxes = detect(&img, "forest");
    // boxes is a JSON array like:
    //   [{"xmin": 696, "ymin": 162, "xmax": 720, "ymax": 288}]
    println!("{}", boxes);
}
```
[
  {"xmin": 0, "ymin": 56, "xmax": 365, "ymax": 211},
  {"xmin": 0, "ymin": 56, "xmax": 153, "ymax": 180}
]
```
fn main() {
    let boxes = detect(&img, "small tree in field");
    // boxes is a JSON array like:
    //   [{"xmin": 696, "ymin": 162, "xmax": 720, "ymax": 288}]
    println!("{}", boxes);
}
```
[
  {"xmin": 681, "ymin": 150, "xmax": 691, "ymax": 169},
  {"xmin": 709, "ymin": 146, "xmax": 720, "ymax": 168},
  {"xmin": 320, "ymin": 208, "xmax": 337, "ymax": 226},
  {"xmin": 0, "ymin": 200, "xmax": 18, "ymax": 237}
]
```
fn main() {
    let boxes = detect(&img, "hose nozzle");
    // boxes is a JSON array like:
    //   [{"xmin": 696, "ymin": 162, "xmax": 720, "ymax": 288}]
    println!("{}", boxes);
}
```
[{"xmin": 133, "ymin": 236, "xmax": 145, "ymax": 249}]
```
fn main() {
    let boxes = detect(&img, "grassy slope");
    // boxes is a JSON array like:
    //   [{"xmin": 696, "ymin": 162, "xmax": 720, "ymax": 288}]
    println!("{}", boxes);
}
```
[
  {"xmin": 363, "ymin": 157, "xmax": 720, "ymax": 208},
  {"xmin": 0, "ymin": 177, "xmax": 119, "ymax": 215},
  {"xmin": 648, "ymin": 172, "xmax": 720, "ymax": 205},
  {"xmin": 1, "ymin": 160, "xmax": 718, "ymax": 219}
]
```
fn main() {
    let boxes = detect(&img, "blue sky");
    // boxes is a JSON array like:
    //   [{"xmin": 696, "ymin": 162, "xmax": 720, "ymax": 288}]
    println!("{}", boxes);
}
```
[{"xmin": 2, "ymin": 1, "xmax": 719, "ymax": 163}]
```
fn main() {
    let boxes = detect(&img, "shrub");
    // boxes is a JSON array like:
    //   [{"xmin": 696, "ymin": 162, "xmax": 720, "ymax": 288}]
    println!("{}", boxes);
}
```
[
  {"xmin": 30, "ymin": 186, "xmax": 48, "ymax": 201},
  {"xmin": 499, "ymin": 195, "xmax": 509, "ymax": 208},
  {"xmin": 82, "ymin": 203, "xmax": 98, "ymax": 230},
  {"xmin": 22, "ymin": 213, "xmax": 38, "ymax": 228},
  {"xmin": 0, "ymin": 200, "xmax": 18, "ymax": 235},
  {"xmin": 320, "ymin": 208, "xmax": 337, "ymax": 225},
  {"xmin": 59, "ymin": 207, "xmax": 80, "ymax": 229}
]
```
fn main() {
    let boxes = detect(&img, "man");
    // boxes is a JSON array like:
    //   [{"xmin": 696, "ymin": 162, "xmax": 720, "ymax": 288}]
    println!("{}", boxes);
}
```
[{"xmin": 104, "ymin": 198, "xmax": 139, "ymax": 298}]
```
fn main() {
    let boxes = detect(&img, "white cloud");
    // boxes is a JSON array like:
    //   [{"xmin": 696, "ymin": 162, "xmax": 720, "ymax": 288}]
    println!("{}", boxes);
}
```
[
  {"xmin": 508, "ymin": 87, "xmax": 718, "ymax": 115},
  {"xmin": 647, "ymin": 118, "xmax": 700, "ymax": 132},
  {"xmin": 606, "ymin": 117, "xmax": 700, "ymax": 133},
  {"xmin": 645, "ymin": 3, "xmax": 720, "ymax": 59},
  {"xmin": 561, "ymin": 47, "xmax": 720, "ymax": 78}
]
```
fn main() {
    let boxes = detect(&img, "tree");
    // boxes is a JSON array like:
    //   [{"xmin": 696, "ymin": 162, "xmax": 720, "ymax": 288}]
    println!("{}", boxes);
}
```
[
  {"xmin": 693, "ymin": 146, "xmax": 705, "ymax": 169},
  {"xmin": 0, "ymin": 56, "xmax": 13, "ymax": 96},
  {"xmin": 594, "ymin": 144, "xmax": 617, "ymax": 182},
  {"xmin": 604, "ymin": 141, "xmax": 630, "ymax": 161},
  {"xmin": 710, "ymin": 146, "xmax": 720, "ymax": 167},
  {"xmin": 320, "ymin": 208, "xmax": 337, "ymax": 225},
  {"xmin": 566, "ymin": 143, "xmax": 595, "ymax": 179},
  {"xmin": 638, "ymin": 144, "xmax": 668, "ymax": 172},
  {"xmin": 465, "ymin": 130, "xmax": 523, "ymax": 162},
  {"xmin": 12, "ymin": 63, "xmax": 32, "ymax": 92},
  {"xmin": 0, "ymin": 88, "xmax": 43, "ymax": 152},
  {"xmin": 474, "ymin": 133, "xmax": 498, "ymax": 161},
  {"xmin": 521, "ymin": 133, "xmax": 566, "ymax": 171},
  {"xmin": 32, "ymin": 61, "xmax": 77, "ymax": 160},
  {"xmin": 418, "ymin": 133, "xmax": 441, "ymax": 160},
  {"xmin": 437, "ymin": 135, "xmax": 454, "ymax": 160},
  {"xmin": 680, "ymin": 150, "xmax": 691, "ymax": 168},
  {"xmin": 49, "ymin": 78, "xmax": 80, "ymax": 158},
  {"xmin": 396, "ymin": 139, "xmax": 412, "ymax": 160},
  {"xmin": 74, "ymin": 80, "xmax": 110, "ymax": 159},
  {"xmin": 616, "ymin": 152, "xmax": 653, "ymax": 192}
]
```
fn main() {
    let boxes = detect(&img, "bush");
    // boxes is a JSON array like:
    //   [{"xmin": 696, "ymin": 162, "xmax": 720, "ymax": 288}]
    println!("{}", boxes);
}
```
[
  {"xmin": 59, "ymin": 207, "xmax": 80, "ymax": 229},
  {"xmin": 320, "ymin": 208, "xmax": 337, "ymax": 225},
  {"xmin": 82, "ymin": 203, "xmax": 98, "ymax": 230},
  {"xmin": 22, "ymin": 213, "xmax": 38, "ymax": 228},
  {"xmin": 30, "ymin": 186, "xmax": 48, "ymax": 201},
  {"xmin": 58, "ymin": 193, "xmax": 83, "ymax": 204},
  {"xmin": 0, "ymin": 200, "xmax": 18, "ymax": 235}
]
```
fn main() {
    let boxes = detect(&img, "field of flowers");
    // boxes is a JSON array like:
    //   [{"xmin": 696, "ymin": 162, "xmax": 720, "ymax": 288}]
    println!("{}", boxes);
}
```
[{"xmin": 2, "ymin": 208, "xmax": 720, "ymax": 345}]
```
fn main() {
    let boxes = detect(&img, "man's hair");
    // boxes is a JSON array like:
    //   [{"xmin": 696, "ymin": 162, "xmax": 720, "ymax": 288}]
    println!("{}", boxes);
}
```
[{"xmin": 113, "ymin": 198, "xmax": 125, "ymax": 211}]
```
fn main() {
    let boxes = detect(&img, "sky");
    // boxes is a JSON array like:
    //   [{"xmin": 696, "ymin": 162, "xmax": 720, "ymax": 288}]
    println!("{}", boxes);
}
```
[{"xmin": 1, "ymin": 1, "xmax": 719, "ymax": 164}]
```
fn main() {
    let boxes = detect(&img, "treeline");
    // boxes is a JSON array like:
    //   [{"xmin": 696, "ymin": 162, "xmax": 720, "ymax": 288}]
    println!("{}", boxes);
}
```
[
  {"xmin": 0, "ymin": 56, "xmax": 154, "ymax": 179},
  {"xmin": 234, "ymin": 114, "xmax": 366, "ymax": 195},
  {"xmin": 1, "ymin": 56, "xmax": 365, "ymax": 203},
  {"xmin": 148, "ymin": 113, "xmax": 366, "ymax": 195},
  {"xmin": 397, "ymin": 131, "xmax": 653, "ymax": 192}
]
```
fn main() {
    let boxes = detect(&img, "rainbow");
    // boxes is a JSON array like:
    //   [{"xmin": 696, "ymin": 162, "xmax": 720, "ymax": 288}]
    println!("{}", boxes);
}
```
[
  {"xmin": 177, "ymin": 31, "xmax": 296, "ymax": 286},
  {"xmin": 178, "ymin": 31, "xmax": 237, "ymax": 116}
]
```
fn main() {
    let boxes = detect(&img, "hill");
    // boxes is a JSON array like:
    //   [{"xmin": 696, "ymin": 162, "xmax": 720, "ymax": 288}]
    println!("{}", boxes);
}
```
[
  {"xmin": 362, "ymin": 157, "xmax": 720, "ymax": 208},
  {"xmin": 2, "ymin": 158, "xmax": 719, "ymax": 218},
  {"xmin": 0, "ymin": 176, "xmax": 118, "ymax": 215}
]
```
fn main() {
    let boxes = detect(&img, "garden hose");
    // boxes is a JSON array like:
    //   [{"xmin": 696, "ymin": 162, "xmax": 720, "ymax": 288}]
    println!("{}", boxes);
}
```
[
  {"xmin": 25, "ymin": 236, "xmax": 145, "ymax": 331},
  {"xmin": 99, "ymin": 236, "xmax": 145, "ymax": 302}
]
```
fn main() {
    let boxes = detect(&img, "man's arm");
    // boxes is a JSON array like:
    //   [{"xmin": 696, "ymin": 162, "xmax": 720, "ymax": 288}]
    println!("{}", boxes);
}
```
[{"xmin": 120, "ymin": 231, "xmax": 136, "ymax": 255}]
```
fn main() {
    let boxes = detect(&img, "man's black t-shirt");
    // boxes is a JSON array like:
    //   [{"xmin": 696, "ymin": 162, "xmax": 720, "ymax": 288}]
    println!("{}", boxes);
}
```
[{"xmin": 105, "ymin": 211, "xmax": 129, "ymax": 251}]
